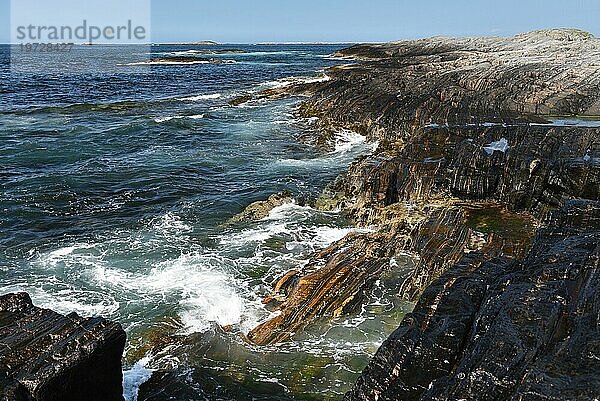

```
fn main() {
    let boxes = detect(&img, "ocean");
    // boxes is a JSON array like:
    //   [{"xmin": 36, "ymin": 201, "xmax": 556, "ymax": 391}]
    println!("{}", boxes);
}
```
[{"xmin": 0, "ymin": 44, "xmax": 411, "ymax": 400}]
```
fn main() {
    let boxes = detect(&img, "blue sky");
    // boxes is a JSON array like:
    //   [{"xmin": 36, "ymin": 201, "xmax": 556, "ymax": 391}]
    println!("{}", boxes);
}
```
[{"xmin": 2, "ymin": 0, "xmax": 600, "ymax": 43}]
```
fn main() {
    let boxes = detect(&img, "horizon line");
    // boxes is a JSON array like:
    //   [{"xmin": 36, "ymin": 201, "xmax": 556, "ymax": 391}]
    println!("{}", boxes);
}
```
[
  {"xmin": 0, "ymin": 41, "xmax": 364, "ymax": 45},
  {"xmin": 1, "ymin": 28, "xmax": 594, "ymax": 46}
]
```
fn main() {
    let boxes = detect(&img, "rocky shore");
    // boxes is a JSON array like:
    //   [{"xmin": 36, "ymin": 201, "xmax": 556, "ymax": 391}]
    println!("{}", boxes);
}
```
[
  {"xmin": 3, "ymin": 29, "xmax": 598, "ymax": 401},
  {"xmin": 246, "ymin": 29, "xmax": 600, "ymax": 399},
  {"xmin": 345, "ymin": 200, "xmax": 599, "ymax": 401},
  {"xmin": 0, "ymin": 293, "xmax": 126, "ymax": 401}
]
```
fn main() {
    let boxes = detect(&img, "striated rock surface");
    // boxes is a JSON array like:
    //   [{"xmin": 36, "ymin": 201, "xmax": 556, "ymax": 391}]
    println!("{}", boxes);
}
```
[
  {"xmin": 344, "ymin": 200, "xmax": 600, "ymax": 401},
  {"xmin": 249, "ymin": 231, "xmax": 400, "ymax": 345},
  {"xmin": 249, "ymin": 30, "xmax": 600, "ymax": 347},
  {"xmin": 248, "ymin": 202, "xmax": 537, "ymax": 345},
  {"xmin": 302, "ymin": 28, "xmax": 600, "ymax": 143},
  {"xmin": 0, "ymin": 293, "xmax": 126, "ymax": 401},
  {"xmin": 319, "ymin": 124, "xmax": 598, "ymax": 300}
]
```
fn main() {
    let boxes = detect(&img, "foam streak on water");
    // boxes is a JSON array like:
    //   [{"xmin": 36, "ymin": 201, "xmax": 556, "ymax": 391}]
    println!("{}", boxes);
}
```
[{"xmin": 123, "ymin": 357, "xmax": 153, "ymax": 401}]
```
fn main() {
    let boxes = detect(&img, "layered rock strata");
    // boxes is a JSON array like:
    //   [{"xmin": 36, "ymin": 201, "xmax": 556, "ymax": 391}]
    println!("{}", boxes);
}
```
[
  {"xmin": 0, "ymin": 293, "xmax": 126, "ymax": 401},
  {"xmin": 249, "ymin": 29, "xmax": 600, "ymax": 347},
  {"xmin": 344, "ymin": 200, "xmax": 600, "ymax": 401}
]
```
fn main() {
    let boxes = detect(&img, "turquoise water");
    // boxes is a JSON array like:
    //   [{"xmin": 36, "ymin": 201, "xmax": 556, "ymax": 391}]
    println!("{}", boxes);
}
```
[{"xmin": 0, "ymin": 45, "xmax": 412, "ymax": 400}]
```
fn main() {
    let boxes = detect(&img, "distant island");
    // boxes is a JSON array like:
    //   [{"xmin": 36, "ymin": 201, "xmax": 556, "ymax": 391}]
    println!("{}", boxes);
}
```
[{"xmin": 153, "ymin": 40, "xmax": 220, "ymax": 45}]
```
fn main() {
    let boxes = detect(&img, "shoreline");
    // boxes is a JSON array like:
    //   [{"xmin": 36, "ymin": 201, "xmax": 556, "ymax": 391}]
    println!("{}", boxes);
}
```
[
  {"xmin": 244, "ymin": 28, "xmax": 600, "ymax": 399},
  {"xmin": 1, "ymin": 30, "xmax": 599, "ymax": 401}
]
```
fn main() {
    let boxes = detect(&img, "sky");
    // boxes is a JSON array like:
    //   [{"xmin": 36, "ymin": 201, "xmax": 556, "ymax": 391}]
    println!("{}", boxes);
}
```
[{"xmin": 1, "ymin": 0, "xmax": 600, "ymax": 43}]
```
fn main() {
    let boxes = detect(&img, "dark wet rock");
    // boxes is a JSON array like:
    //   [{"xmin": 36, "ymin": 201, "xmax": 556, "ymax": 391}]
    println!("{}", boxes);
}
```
[
  {"xmin": 324, "ymin": 126, "xmax": 599, "ymax": 225},
  {"xmin": 345, "ymin": 199, "xmax": 600, "ymax": 401},
  {"xmin": 314, "ymin": 123, "xmax": 598, "ymax": 300},
  {"xmin": 301, "ymin": 29, "xmax": 600, "ymax": 143},
  {"xmin": 229, "ymin": 95, "xmax": 254, "ymax": 106},
  {"xmin": 227, "ymin": 191, "xmax": 295, "ymax": 225},
  {"xmin": 247, "ymin": 30, "xmax": 600, "ymax": 346},
  {"xmin": 0, "ymin": 293, "xmax": 126, "ymax": 401},
  {"xmin": 248, "ymin": 201, "xmax": 537, "ymax": 345}
]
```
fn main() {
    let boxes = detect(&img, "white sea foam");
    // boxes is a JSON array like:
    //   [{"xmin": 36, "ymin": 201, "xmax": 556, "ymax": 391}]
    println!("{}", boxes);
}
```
[
  {"xmin": 275, "ymin": 129, "xmax": 370, "ymax": 168},
  {"xmin": 154, "ymin": 114, "xmax": 204, "ymax": 123},
  {"xmin": 262, "ymin": 202, "xmax": 314, "ymax": 221},
  {"xmin": 169, "ymin": 50, "xmax": 203, "ymax": 56},
  {"xmin": 178, "ymin": 93, "xmax": 222, "ymax": 101},
  {"xmin": 301, "ymin": 74, "xmax": 331, "ymax": 84},
  {"xmin": 93, "ymin": 252, "xmax": 257, "ymax": 334},
  {"xmin": 483, "ymin": 138, "xmax": 510, "ymax": 155},
  {"xmin": 531, "ymin": 118, "xmax": 600, "ymax": 128},
  {"xmin": 333, "ymin": 130, "xmax": 366, "ymax": 153},
  {"xmin": 22, "ymin": 200, "xmax": 368, "ymax": 343},
  {"xmin": 27, "ymin": 208, "xmax": 261, "ymax": 334},
  {"xmin": 123, "ymin": 357, "xmax": 153, "ymax": 401},
  {"xmin": 259, "ymin": 73, "xmax": 330, "ymax": 91},
  {"xmin": 223, "ymin": 203, "xmax": 367, "ymax": 252},
  {"xmin": 0, "ymin": 283, "xmax": 121, "ymax": 318},
  {"xmin": 35, "ymin": 243, "xmax": 99, "ymax": 271},
  {"xmin": 149, "ymin": 212, "xmax": 193, "ymax": 234},
  {"xmin": 122, "ymin": 60, "xmax": 235, "ymax": 66},
  {"xmin": 146, "ymin": 255, "xmax": 249, "ymax": 332},
  {"xmin": 262, "ymin": 79, "xmax": 293, "ymax": 89}
]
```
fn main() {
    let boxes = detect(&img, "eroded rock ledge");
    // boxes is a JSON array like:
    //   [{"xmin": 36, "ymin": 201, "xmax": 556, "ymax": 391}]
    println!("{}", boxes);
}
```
[
  {"xmin": 345, "ymin": 200, "xmax": 600, "ymax": 401},
  {"xmin": 300, "ymin": 28, "xmax": 600, "ymax": 143},
  {"xmin": 0, "ymin": 293, "xmax": 126, "ymax": 401},
  {"xmin": 248, "ymin": 29, "xmax": 600, "ymax": 347}
]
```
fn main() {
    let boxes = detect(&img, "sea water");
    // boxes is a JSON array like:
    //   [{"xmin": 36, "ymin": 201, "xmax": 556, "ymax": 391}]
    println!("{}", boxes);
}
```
[{"xmin": 0, "ymin": 44, "xmax": 413, "ymax": 400}]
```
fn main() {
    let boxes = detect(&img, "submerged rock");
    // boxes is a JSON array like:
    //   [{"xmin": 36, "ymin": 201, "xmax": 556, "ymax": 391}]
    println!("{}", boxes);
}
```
[
  {"xmin": 345, "ymin": 200, "xmax": 600, "ymax": 401},
  {"xmin": 136, "ymin": 326, "xmax": 314, "ymax": 401},
  {"xmin": 227, "ymin": 191, "xmax": 295, "ymax": 225},
  {"xmin": 229, "ymin": 95, "xmax": 254, "ymax": 106},
  {"xmin": 0, "ymin": 293, "xmax": 126, "ymax": 401}
]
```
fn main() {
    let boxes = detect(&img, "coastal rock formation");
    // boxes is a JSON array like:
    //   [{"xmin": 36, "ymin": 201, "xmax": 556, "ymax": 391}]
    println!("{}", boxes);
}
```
[
  {"xmin": 0, "ymin": 293, "xmax": 126, "ymax": 401},
  {"xmin": 302, "ymin": 28, "xmax": 600, "ymax": 142},
  {"xmin": 248, "ymin": 231, "xmax": 394, "ymax": 345},
  {"xmin": 323, "ymin": 126, "xmax": 599, "ymax": 223},
  {"xmin": 249, "ymin": 30, "xmax": 600, "ymax": 347},
  {"xmin": 227, "ymin": 191, "xmax": 294, "ymax": 225},
  {"xmin": 319, "ymin": 124, "xmax": 598, "ymax": 300},
  {"xmin": 248, "ymin": 202, "xmax": 537, "ymax": 345},
  {"xmin": 115, "ymin": 29, "xmax": 600, "ymax": 400},
  {"xmin": 345, "ymin": 200, "xmax": 600, "ymax": 401}
]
